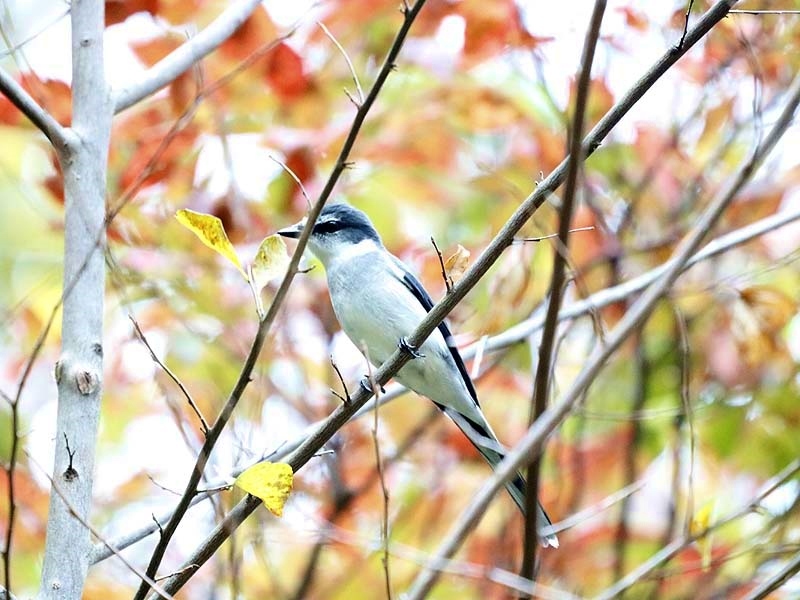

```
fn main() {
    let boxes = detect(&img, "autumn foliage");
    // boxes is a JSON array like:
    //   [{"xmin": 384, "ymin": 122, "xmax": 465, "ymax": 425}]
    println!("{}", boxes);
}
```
[{"xmin": 1, "ymin": 1, "xmax": 800, "ymax": 599}]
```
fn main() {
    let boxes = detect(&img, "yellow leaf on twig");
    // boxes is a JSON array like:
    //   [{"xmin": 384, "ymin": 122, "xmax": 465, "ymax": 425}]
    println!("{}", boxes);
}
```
[
  {"xmin": 175, "ymin": 208, "xmax": 246, "ymax": 278},
  {"xmin": 249, "ymin": 234, "xmax": 291, "ymax": 317},
  {"xmin": 690, "ymin": 500, "xmax": 715, "ymax": 571},
  {"xmin": 444, "ymin": 244, "xmax": 470, "ymax": 285},
  {"xmin": 235, "ymin": 462, "xmax": 294, "ymax": 517}
]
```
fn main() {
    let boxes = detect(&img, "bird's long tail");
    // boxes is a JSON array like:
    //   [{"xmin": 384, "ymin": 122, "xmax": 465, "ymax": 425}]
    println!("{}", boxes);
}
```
[{"xmin": 443, "ymin": 407, "xmax": 559, "ymax": 549}]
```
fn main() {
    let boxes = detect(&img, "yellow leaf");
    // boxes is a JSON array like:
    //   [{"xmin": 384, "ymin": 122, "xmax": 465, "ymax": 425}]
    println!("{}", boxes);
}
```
[
  {"xmin": 235, "ymin": 462, "xmax": 293, "ymax": 517},
  {"xmin": 444, "ymin": 244, "xmax": 470, "ymax": 285},
  {"xmin": 690, "ymin": 500, "xmax": 715, "ymax": 571},
  {"xmin": 251, "ymin": 234, "xmax": 290, "ymax": 292},
  {"xmin": 175, "ymin": 209, "xmax": 246, "ymax": 278}
]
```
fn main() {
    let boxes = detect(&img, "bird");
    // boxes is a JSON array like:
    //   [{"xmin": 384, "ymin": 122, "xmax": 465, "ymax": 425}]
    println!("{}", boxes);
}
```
[{"xmin": 278, "ymin": 203, "xmax": 558, "ymax": 548}]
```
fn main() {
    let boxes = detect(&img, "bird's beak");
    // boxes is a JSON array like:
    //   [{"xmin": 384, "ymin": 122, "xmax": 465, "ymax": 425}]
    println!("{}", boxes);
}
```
[{"xmin": 277, "ymin": 218, "xmax": 306, "ymax": 239}]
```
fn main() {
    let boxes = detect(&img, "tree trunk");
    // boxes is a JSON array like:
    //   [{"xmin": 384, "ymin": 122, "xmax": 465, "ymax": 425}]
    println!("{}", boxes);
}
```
[{"xmin": 38, "ymin": 1, "xmax": 111, "ymax": 597}]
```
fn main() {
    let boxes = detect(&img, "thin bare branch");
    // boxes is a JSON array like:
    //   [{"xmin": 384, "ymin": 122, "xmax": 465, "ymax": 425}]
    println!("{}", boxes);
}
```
[
  {"xmin": 430, "ymin": 237, "xmax": 452, "ymax": 293},
  {"xmin": 91, "ymin": 198, "xmax": 800, "ymax": 568},
  {"xmin": 129, "ymin": 315, "xmax": 210, "ymax": 435},
  {"xmin": 672, "ymin": 302, "xmax": 696, "ymax": 534},
  {"xmin": 405, "ymin": 51, "xmax": 800, "ymax": 600},
  {"xmin": 0, "ymin": 7, "xmax": 69, "ymax": 58},
  {"xmin": 679, "ymin": 0, "xmax": 696, "ymax": 48},
  {"xmin": 330, "ymin": 357, "xmax": 351, "ymax": 403},
  {"xmin": 729, "ymin": 9, "xmax": 800, "ymax": 14},
  {"xmin": 486, "ymin": 203, "xmax": 800, "ymax": 355},
  {"xmin": 318, "ymin": 21, "xmax": 364, "ymax": 104},
  {"xmin": 113, "ymin": 0, "xmax": 263, "ymax": 113},
  {"xmin": 269, "ymin": 154, "xmax": 311, "ymax": 209},
  {"xmin": 28, "ymin": 455, "xmax": 175, "ymax": 599},
  {"xmin": 550, "ymin": 479, "xmax": 646, "ymax": 536},
  {"xmin": 320, "ymin": 526, "xmax": 581, "ymax": 600},
  {"xmin": 613, "ymin": 332, "xmax": 647, "ymax": 581},
  {"xmin": 89, "ymin": 490, "xmax": 219, "ymax": 564},
  {"xmin": 135, "ymin": 2, "xmax": 430, "ymax": 596},
  {"xmin": 2, "ymin": 395, "xmax": 18, "ymax": 597},
  {"xmin": 0, "ymin": 67, "xmax": 69, "ymax": 147},
  {"xmin": 155, "ymin": 0, "xmax": 741, "ymax": 592},
  {"xmin": 742, "ymin": 551, "xmax": 800, "ymax": 599},
  {"xmin": 523, "ymin": 0, "xmax": 606, "ymax": 577},
  {"xmin": 597, "ymin": 458, "xmax": 800, "ymax": 600},
  {"xmin": 365, "ymin": 349, "xmax": 392, "ymax": 599},
  {"xmin": 513, "ymin": 226, "xmax": 595, "ymax": 243}
]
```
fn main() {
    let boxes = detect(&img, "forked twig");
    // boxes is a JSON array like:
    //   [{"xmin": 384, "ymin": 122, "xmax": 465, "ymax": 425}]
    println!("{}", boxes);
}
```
[
  {"xmin": 129, "ymin": 316, "xmax": 209, "ymax": 435},
  {"xmin": 430, "ymin": 237, "xmax": 452, "ymax": 293},
  {"xmin": 318, "ymin": 21, "xmax": 365, "ymax": 105}
]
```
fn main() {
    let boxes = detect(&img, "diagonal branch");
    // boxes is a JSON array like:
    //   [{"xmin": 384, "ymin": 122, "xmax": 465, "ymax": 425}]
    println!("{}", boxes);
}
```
[
  {"xmin": 27, "ymin": 454, "xmax": 176, "ymax": 599},
  {"xmin": 523, "ymin": 0, "xmax": 606, "ymax": 574},
  {"xmin": 0, "ymin": 66, "xmax": 68, "ymax": 147},
  {"xmin": 113, "ymin": 0, "xmax": 263, "ymax": 113},
  {"xmin": 150, "ymin": 2, "xmax": 743, "ymax": 597},
  {"xmin": 132, "ymin": 1, "xmax": 430, "ymax": 597},
  {"xmin": 90, "ymin": 196, "xmax": 800, "ymax": 568},
  {"xmin": 129, "ymin": 316, "xmax": 210, "ymax": 435},
  {"xmin": 403, "ymin": 62, "xmax": 800, "ymax": 600},
  {"xmin": 596, "ymin": 458, "xmax": 800, "ymax": 600}
]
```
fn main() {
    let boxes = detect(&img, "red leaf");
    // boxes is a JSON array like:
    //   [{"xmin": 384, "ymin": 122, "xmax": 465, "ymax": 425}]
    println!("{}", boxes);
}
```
[
  {"xmin": 106, "ymin": 0, "xmax": 158, "ymax": 26},
  {"xmin": 0, "ymin": 94, "xmax": 21, "ymax": 126},
  {"xmin": 284, "ymin": 146, "xmax": 315, "ymax": 185}
]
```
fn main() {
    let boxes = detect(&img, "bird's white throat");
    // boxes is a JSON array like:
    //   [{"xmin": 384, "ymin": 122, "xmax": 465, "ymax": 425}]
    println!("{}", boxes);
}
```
[{"xmin": 328, "ymin": 238, "xmax": 380, "ymax": 267}]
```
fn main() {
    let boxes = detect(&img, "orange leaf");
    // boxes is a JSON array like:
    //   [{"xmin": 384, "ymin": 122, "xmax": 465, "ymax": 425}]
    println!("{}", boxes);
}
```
[
  {"xmin": 131, "ymin": 34, "xmax": 184, "ymax": 68},
  {"xmin": 458, "ymin": 0, "xmax": 536, "ymax": 65},
  {"xmin": 617, "ymin": 6, "xmax": 648, "ymax": 31},
  {"xmin": 0, "ymin": 94, "xmax": 21, "ymax": 126},
  {"xmin": 220, "ymin": 7, "xmax": 278, "ymax": 60},
  {"xmin": 264, "ymin": 43, "xmax": 311, "ymax": 101},
  {"xmin": 739, "ymin": 286, "xmax": 796, "ymax": 335},
  {"xmin": 19, "ymin": 76, "xmax": 72, "ymax": 126}
]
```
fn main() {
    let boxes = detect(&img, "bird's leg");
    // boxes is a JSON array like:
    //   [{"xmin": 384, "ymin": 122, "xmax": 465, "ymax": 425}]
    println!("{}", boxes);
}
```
[
  {"xmin": 361, "ymin": 377, "xmax": 386, "ymax": 394},
  {"xmin": 398, "ymin": 336, "xmax": 425, "ymax": 358}
]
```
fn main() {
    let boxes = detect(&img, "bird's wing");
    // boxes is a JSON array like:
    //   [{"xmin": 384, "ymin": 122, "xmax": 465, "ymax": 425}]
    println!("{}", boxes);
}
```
[{"xmin": 388, "ymin": 255, "xmax": 479, "ymax": 405}]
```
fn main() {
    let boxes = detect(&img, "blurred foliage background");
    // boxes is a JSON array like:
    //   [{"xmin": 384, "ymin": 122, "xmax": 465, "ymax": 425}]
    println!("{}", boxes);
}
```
[{"xmin": 1, "ymin": 0, "xmax": 800, "ymax": 598}]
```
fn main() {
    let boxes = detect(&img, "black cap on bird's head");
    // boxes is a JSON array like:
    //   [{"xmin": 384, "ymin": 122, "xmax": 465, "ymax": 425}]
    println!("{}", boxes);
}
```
[{"xmin": 278, "ymin": 203, "xmax": 382, "ymax": 264}]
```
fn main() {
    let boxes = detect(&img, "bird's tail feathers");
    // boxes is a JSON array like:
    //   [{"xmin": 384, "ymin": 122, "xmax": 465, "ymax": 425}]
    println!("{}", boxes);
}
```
[{"xmin": 443, "ymin": 407, "xmax": 559, "ymax": 549}]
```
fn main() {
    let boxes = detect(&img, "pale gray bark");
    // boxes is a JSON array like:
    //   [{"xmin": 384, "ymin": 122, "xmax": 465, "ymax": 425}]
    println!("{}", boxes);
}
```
[
  {"xmin": 113, "ymin": 0, "xmax": 262, "ymax": 113},
  {"xmin": 37, "ymin": 0, "xmax": 112, "ymax": 598}
]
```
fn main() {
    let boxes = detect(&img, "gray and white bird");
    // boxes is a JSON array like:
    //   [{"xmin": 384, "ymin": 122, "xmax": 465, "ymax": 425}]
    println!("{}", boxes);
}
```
[{"xmin": 279, "ymin": 203, "xmax": 558, "ymax": 548}]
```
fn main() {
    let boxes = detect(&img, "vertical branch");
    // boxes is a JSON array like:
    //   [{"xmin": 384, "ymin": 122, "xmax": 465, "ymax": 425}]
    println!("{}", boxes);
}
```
[
  {"xmin": 367, "ymin": 358, "xmax": 392, "ymax": 599},
  {"xmin": 672, "ymin": 302, "xmax": 696, "ymax": 531},
  {"xmin": 521, "ymin": 0, "xmax": 607, "ymax": 580},
  {"xmin": 612, "ymin": 330, "xmax": 648, "ymax": 584},
  {"xmin": 38, "ymin": 0, "xmax": 113, "ymax": 597},
  {"xmin": 135, "ymin": 3, "xmax": 430, "ymax": 597},
  {"xmin": 2, "ymin": 391, "xmax": 17, "ymax": 597}
]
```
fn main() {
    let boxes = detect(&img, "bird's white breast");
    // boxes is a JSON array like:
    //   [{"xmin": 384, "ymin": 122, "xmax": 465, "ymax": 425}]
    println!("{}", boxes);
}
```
[{"xmin": 324, "ymin": 248, "xmax": 481, "ymax": 422}]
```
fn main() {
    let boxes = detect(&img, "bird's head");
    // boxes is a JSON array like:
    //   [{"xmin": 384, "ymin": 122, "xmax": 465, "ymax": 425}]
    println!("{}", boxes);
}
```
[{"xmin": 277, "ymin": 203, "xmax": 382, "ymax": 266}]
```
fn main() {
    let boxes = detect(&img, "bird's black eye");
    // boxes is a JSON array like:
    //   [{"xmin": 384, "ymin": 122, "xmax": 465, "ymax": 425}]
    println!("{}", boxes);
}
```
[{"xmin": 313, "ymin": 219, "xmax": 343, "ymax": 234}]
